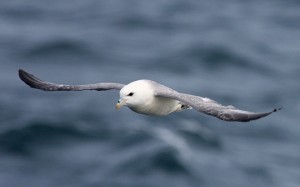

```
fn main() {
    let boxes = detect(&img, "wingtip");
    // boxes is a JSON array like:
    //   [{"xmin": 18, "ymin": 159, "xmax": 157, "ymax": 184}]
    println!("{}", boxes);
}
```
[
  {"xmin": 18, "ymin": 69, "xmax": 43, "ymax": 89},
  {"xmin": 18, "ymin": 69, "xmax": 26, "ymax": 79},
  {"xmin": 273, "ymin": 107, "xmax": 282, "ymax": 113},
  {"xmin": 18, "ymin": 69, "xmax": 29, "ymax": 84}
]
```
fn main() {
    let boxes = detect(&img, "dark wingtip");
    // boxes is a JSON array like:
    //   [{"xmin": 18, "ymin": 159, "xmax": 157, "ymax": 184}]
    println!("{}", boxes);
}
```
[
  {"xmin": 273, "ymin": 107, "xmax": 282, "ymax": 113},
  {"xmin": 19, "ymin": 69, "xmax": 31, "ymax": 86},
  {"xmin": 18, "ymin": 69, "xmax": 26, "ymax": 80},
  {"xmin": 18, "ymin": 69, "xmax": 44, "ymax": 89}
]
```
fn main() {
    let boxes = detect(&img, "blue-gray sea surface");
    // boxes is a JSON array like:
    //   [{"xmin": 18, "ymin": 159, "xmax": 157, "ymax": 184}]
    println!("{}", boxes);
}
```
[{"xmin": 1, "ymin": 0, "xmax": 300, "ymax": 187}]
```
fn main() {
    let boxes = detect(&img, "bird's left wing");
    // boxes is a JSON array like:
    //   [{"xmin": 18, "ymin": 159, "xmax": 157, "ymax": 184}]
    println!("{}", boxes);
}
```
[
  {"xmin": 152, "ymin": 82, "xmax": 280, "ymax": 122},
  {"xmin": 19, "ymin": 69, "xmax": 125, "ymax": 91}
]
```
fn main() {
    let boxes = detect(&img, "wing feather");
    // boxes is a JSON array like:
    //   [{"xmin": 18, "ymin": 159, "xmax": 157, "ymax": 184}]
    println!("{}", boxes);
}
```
[
  {"xmin": 19, "ymin": 69, "xmax": 125, "ymax": 91},
  {"xmin": 152, "ymin": 82, "xmax": 280, "ymax": 122}
]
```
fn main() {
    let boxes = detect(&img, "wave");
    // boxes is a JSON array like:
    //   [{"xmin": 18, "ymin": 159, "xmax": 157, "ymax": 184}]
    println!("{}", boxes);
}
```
[
  {"xmin": 0, "ymin": 121, "xmax": 94, "ymax": 155},
  {"xmin": 115, "ymin": 146, "xmax": 190, "ymax": 175},
  {"xmin": 22, "ymin": 39, "xmax": 93, "ymax": 59},
  {"xmin": 184, "ymin": 44, "xmax": 270, "ymax": 72}
]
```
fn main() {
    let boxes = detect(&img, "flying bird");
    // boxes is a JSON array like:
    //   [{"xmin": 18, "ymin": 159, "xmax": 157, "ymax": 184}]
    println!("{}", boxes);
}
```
[{"xmin": 18, "ymin": 69, "xmax": 280, "ymax": 122}]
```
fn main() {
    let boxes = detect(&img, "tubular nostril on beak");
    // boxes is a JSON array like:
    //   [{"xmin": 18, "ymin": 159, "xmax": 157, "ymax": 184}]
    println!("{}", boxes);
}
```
[{"xmin": 116, "ymin": 99, "xmax": 126, "ymax": 110}]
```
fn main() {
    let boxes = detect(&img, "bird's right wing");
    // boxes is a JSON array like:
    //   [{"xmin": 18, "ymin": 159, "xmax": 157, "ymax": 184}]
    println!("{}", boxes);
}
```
[{"xmin": 19, "ymin": 69, "xmax": 125, "ymax": 91}]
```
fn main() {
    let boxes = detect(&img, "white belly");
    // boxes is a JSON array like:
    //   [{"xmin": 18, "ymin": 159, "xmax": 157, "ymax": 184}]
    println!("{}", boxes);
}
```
[{"xmin": 129, "ymin": 97, "xmax": 180, "ymax": 116}]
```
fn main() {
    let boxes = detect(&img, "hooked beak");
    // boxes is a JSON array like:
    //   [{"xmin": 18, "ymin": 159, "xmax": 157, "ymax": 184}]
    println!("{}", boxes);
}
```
[{"xmin": 116, "ymin": 99, "xmax": 127, "ymax": 110}]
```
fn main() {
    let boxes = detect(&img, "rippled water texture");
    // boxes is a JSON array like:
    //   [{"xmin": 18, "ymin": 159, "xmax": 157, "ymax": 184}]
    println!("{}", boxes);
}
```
[{"xmin": 1, "ymin": 0, "xmax": 300, "ymax": 187}]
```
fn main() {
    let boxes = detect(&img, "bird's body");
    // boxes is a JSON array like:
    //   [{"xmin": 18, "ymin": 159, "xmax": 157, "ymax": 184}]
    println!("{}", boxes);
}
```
[
  {"xmin": 18, "ymin": 69, "xmax": 280, "ymax": 122},
  {"xmin": 129, "ymin": 94, "xmax": 182, "ymax": 115},
  {"xmin": 119, "ymin": 80, "xmax": 184, "ymax": 115}
]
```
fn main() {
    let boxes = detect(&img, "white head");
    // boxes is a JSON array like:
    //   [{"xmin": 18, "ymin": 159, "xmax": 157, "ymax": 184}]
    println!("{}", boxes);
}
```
[{"xmin": 116, "ymin": 80, "xmax": 154, "ymax": 112}]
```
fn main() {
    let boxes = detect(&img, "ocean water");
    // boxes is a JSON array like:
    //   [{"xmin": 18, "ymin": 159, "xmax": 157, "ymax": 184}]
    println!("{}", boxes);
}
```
[{"xmin": 1, "ymin": 0, "xmax": 300, "ymax": 186}]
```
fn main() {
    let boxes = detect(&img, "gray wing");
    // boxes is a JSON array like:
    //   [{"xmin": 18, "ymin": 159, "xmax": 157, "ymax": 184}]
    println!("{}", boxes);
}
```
[
  {"xmin": 152, "ymin": 82, "xmax": 280, "ymax": 122},
  {"xmin": 19, "ymin": 69, "xmax": 125, "ymax": 91}
]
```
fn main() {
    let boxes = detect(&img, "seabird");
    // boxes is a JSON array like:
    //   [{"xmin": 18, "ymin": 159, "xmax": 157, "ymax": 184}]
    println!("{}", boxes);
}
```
[{"xmin": 18, "ymin": 69, "xmax": 280, "ymax": 122}]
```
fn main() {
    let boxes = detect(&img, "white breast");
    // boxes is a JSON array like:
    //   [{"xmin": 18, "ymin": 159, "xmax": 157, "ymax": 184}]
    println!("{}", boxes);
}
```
[{"xmin": 129, "ymin": 96, "xmax": 181, "ymax": 116}]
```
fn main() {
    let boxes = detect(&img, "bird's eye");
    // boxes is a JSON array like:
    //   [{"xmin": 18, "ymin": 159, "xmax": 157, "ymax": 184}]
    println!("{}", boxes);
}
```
[{"xmin": 128, "ymin": 92, "xmax": 134, "ymax": 96}]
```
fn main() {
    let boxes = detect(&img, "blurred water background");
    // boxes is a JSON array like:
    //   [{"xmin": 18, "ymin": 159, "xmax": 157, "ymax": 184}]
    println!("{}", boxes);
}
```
[{"xmin": 1, "ymin": 0, "xmax": 300, "ymax": 187}]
